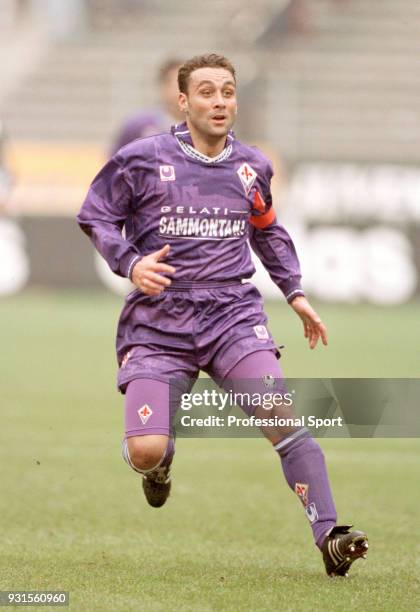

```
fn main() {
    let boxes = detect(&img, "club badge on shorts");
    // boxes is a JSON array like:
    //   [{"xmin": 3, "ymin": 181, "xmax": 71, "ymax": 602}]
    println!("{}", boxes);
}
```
[
  {"xmin": 254, "ymin": 325, "xmax": 269, "ymax": 340},
  {"xmin": 138, "ymin": 404, "xmax": 153, "ymax": 424}
]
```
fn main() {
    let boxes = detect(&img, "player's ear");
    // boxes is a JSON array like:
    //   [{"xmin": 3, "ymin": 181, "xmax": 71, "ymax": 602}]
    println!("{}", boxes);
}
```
[{"xmin": 178, "ymin": 92, "xmax": 188, "ymax": 114}]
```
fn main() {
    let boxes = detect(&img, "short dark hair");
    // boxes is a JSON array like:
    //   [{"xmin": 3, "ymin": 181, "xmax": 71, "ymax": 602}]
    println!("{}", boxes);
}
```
[
  {"xmin": 158, "ymin": 58, "xmax": 184, "ymax": 83},
  {"xmin": 178, "ymin": 53, "xmax": 236, "ymax": 94}
]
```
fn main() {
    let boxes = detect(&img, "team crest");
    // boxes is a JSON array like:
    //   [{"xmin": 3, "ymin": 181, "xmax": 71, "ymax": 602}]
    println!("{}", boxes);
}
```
[
  {"xmin": 254, "ymin": 325, "xmax": 269, "ymax": 340},
  {"xmin": 159, "ymin": 165, "xmax": 176, "ymax": 181},
  {"xmin": 295, "ymin": 482, "xmax": 309, "ymax": 506},
  {"xmin": 138, "ymin": 404, "xmax": 153, "ymax": 424},
  {"xmin": 237, "ymin": 162, "xmax": 257, "ymax": 194},
  {"xmin": 305, "ymin": 503, "xmax": 318, "ymax": 523},
  {"xmin": 263, "ymin": 374, "xmax": 276, "ymax": 388},
  {"xmin": 121, "ymin": 351, "xmax": 131, "ymax": 368}
]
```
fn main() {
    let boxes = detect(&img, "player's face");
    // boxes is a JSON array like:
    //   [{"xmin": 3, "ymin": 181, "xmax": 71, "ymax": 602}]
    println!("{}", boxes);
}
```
[{"xmin": 179, "ymin": 67, "xmax": 237, "ymax": 140}]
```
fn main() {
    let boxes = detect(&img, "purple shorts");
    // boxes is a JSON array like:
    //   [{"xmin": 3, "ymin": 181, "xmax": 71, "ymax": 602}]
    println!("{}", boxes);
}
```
[{"xmin": 116, "ymin": 281, "xmax": 280, "ymax": 393}]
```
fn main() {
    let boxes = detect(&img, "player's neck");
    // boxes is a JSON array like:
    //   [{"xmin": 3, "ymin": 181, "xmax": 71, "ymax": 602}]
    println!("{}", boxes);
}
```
[{"xmin": 187, "ymin": 122, "xmax": 226, "ymax": 158}]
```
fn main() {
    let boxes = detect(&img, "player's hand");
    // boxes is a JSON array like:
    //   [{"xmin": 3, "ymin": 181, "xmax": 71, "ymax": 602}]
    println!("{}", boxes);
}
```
[
  {"xmin": 289, "ymin": 296, "xmax": 328, "ymax": 350},
  {"xmin": 131, "ymin": 244, "xmax": 176, "ymax": 296}
]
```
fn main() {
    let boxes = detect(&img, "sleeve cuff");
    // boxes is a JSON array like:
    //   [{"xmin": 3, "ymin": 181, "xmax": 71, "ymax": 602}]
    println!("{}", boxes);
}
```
[
  {"xmin": 285, "ymin": 288, "xmax": 305, "ymax": 303},
  {"xmin": 279, "ymin": 275, "xmax": 305, "ymax": 303},
  {"xmin": 125, "ymin": 254, "xmax": 142, "ymax": 280}
]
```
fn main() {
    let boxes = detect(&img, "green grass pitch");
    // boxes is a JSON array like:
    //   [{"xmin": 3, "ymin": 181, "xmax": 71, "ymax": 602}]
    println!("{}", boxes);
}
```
[{"xmin": 0, "ymin": 291, "xmax": 419, "ymax": 611}]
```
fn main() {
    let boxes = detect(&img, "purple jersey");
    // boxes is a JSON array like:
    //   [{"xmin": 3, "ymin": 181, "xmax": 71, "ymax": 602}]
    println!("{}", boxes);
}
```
[
  {"xmin": 78, "ymin": 122, "xmax": 304, "ymax": 302},
  {"xmin": 110, "ymin": 110, "xmax": 172, "ymax": 156}
]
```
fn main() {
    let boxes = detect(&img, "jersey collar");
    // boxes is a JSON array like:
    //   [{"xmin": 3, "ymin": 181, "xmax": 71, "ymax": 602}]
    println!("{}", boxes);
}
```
[{"xmin": 172, "ymin": 122, "xmax": 234, "ymax": 164}]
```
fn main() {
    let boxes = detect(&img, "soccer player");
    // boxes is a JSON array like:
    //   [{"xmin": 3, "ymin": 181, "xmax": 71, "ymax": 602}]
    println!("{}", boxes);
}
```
[
  {"xmin": 78, "ymin": 53, "xmax": 368, "ymax": 577},
  {"xmin": 110, "ymin": 58, "xmax": 185, "ymax": 155}
]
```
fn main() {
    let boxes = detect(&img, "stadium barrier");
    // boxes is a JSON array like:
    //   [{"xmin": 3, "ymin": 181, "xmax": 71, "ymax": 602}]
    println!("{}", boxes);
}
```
[{"xmin": 1, "ymin": 214, "xmax": 419, "ymax": 302}]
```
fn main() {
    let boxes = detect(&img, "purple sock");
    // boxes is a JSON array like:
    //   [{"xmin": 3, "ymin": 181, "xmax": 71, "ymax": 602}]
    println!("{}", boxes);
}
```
[{"xmin": 275, "ymin": 430, "xmax": 337, "ymax": 548}]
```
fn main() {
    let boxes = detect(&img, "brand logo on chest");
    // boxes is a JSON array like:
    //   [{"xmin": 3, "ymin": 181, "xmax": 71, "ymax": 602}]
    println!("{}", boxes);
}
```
[{"xmin": 159, "ymin": 165, "xmax": 176, "ymax": 181}]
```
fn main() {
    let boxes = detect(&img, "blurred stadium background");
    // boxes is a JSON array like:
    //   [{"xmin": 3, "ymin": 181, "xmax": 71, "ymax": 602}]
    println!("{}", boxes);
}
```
[
  {"xmin": 1, "ymin": 2, "xmax": 419, "ymax": 610},
  {"xmin": 0, "ymin": 0, "xmax": 419, "ymax": 302}
]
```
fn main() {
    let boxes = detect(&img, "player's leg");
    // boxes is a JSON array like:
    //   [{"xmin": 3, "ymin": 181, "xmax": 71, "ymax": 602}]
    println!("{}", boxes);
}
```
[
  {"xmin": 200, "ymin": 282, "xmax": 367, "ymax": 574},
  {"xmin": 201, "ymin": 284, "xmax": 337, "ymax": 546},
  {"xmin": 222, "ymin": 350, "xmax": 338, "ymax": 547},
  {"xmin": 125, "ymin": 435, "xmax": 170, "ymax": 472},
  {"xmin": 122, "ymin": 378, "xmax": 176, "ymax": 507},
  {"xmin": 116, "ymin": 288, "xmax": 198, "ymax": 507},
  {"xmin": 222, "ymin": 349, "xmax": 368, "ymax": 574}
]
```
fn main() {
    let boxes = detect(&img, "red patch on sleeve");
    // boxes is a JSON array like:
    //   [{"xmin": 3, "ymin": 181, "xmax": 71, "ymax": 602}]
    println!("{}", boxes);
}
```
[{"xmin": 250, "ymin": 190, "xmax": 276, "ymax": 228}]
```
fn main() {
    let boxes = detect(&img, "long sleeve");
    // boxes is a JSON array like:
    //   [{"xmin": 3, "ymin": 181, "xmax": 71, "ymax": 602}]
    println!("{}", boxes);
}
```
[
  {"xmin": 77, "ymin": 157, "xmax": 142, "ymax": 279},
  {"xmin": 249, "ymin": 160, "xmax": 304, "ymax": 303},
  {"xmin": 249, "ymin": 220, "xmax": 304, "ymax": 302}
]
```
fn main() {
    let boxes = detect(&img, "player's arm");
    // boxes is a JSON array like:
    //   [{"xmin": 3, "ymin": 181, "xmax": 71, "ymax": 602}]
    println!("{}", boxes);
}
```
[
  {"xmin": 77, "ymin": 157, "xmax": 175, "ymax": 294},
  {"xmin": 288, "ymin": 295, "xmax": 328, "ymax": 349},
  {"xmin": 77, "ymin": 156, "xmax": 142, "ymax": 279},
  {"xmin": 249, "ymin": 197, "xmax": 303, "ymax": 303},
  {"xmin": 249, "ymin": 216, "xmax": 327, "ymax": 349},
  {"xmin": 248, "ymin": 166, "xmax": 327, "ymax": 349}
]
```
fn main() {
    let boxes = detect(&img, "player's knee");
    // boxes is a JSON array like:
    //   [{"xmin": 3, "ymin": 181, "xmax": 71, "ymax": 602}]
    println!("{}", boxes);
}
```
[{"xmin": 127, "ymin": 435, "xmax": 169, "ymax": 471}]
